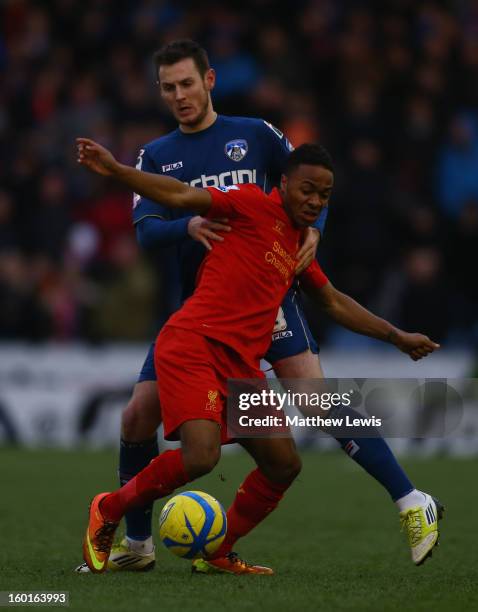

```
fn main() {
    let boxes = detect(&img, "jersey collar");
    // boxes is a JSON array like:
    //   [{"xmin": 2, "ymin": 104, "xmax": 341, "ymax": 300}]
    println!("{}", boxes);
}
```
[
  {"xmin": 269, "ymin": 187, "xmax": 282, "ymax": 204},
  {"xmin": 269, "ymin": 187, "xmax": 298, "ymax": 230}
]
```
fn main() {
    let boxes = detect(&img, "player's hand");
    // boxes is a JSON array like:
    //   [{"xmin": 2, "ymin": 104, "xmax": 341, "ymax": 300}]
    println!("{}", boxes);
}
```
[
  {"xmin": 296, "ymin": 227, "xmax": 321, "ymax": 275},
  {"xmin": 76, "ymin": 138, "xmax": 119, "ymax": 176},
  {"xmin": 389, "ymin": 329, "xmax": 440, "ymax": 361},
  {"xmin": 188, "ymin": 216, "xmax": 231, "ymax": 250}
]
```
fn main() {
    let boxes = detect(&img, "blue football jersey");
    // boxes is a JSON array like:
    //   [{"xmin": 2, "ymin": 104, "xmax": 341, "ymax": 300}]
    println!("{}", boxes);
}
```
[{"xmin": 132, "ymin": 114, "xmax": 327, "ymax": 300}]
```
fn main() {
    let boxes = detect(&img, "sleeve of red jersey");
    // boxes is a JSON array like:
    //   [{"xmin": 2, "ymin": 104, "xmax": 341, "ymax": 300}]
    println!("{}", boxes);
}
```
[
  {"xmin": 205, "ymin": 184, "xmax": 263, "ymax": 219},
  {"xmin": 300, "ymin": 259, "xmax": 329, "ymax": 290}
]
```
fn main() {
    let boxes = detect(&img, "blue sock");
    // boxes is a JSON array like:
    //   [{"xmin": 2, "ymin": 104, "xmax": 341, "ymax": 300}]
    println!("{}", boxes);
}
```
[
  {"xmin": 119, "ymin": 436, "xmax": 159, "ymax": 540},
  {"xmin": 332, "ymin": 408, "xmax": 413, "ymax": 501}
]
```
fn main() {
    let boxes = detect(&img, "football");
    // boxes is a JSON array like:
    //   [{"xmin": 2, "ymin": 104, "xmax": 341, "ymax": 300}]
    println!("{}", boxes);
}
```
[{"xmin": 159, "ymin": 491, "xmax": 227, "ymax": 559}]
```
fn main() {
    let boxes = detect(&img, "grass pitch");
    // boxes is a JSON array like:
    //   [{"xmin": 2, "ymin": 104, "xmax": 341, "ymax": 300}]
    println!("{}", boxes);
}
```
[{"xmin": 0, "ymin": 447, "xmax": 476, "ymax": 611}]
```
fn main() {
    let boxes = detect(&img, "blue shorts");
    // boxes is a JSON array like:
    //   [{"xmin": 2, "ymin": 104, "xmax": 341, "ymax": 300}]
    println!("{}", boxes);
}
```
[{"xmin": 137, "ymin": 286, "xmax": 318, "ymax": 382}]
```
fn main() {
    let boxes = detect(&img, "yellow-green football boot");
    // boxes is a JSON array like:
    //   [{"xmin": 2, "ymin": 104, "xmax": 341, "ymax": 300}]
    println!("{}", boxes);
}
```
[
  {"xmin": 400, "ymin": 493, "xmax": 444, "ymax": 565},
  {"xmin": 75, "ymin": 537, "xmax": 155, "ymax": 573}
]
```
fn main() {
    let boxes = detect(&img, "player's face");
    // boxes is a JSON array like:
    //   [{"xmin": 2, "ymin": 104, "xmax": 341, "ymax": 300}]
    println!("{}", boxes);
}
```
[
  {"xmin": 158, "ymin": 58, "xmax": 215, "ymax": 129},
  {"xmin": 281, "ymin": 165, "xmax": 334, "ymax": 228}
]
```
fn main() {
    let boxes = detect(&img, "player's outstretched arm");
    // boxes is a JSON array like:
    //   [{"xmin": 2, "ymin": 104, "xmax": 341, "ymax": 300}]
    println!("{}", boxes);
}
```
[
  {"xmin": 76, "ymin": 138, "xmax": 212, "ymax": 213},
  {"xmin": 307, "ymin": 281, "xmax": 440, "ymax": 361}
]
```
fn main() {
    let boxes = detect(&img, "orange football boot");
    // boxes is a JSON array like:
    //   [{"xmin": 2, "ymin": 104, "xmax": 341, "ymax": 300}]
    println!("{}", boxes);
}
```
[
  {"xmin": 192, "ymin": 552, "xmax": 274, "ymax": 575},
  {"xmin": 82, "ymin": 492, "xmax": 119, "ymax": 574}
]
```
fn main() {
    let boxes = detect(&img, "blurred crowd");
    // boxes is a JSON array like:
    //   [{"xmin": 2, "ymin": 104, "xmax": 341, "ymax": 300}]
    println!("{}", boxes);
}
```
[{"xmin": 1, "ymin": 0, "xmax": 478, "ymax": 346}]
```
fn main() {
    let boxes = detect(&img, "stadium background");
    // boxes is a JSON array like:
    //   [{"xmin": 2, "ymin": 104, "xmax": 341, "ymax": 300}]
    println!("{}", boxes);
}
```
[
  {"xmin": 1, "ymin": 0, "xmax": 477, "ymax": 450},
  {"xmin": 1, "ymin": 2, "xmax": 478, "ymax": 610},
  {"xmin": 2, "ymin": 0, "xmax": 478, "ymax": 347}
]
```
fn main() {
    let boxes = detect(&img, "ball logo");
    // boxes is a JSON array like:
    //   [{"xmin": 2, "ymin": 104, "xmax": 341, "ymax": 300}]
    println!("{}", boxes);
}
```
[
  {"xmin": 159, "ymin": 501, "xmax": 175, "ymax": 527},
  {"xmin": 225, "ymin": 139, "xmax": 248, "ymax": 162}
]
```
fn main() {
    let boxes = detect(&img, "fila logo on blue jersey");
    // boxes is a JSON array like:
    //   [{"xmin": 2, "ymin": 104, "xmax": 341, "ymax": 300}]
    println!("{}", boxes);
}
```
[
  {"xmin": 162, "ymin": 161, "xmax": 183, "ymax": 172},
  {"xmin": 272, "ymin": 330, "xmax": 293, "ymax": 340},
  {"xmin": 225, "ymin": 139, "xmax": 248, "ymax": 162}
]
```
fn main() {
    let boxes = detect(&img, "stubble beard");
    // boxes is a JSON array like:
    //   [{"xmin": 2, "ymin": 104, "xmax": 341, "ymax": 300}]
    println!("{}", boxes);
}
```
[{"xmin": 178, "ymin": 91, "xmax": 211, "ymax": 129}]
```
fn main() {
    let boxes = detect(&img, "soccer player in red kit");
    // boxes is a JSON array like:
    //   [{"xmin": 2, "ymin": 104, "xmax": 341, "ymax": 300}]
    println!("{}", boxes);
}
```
[{"xmin": 77, "ymin": 138, "xmax": 440, "ymax": 574}]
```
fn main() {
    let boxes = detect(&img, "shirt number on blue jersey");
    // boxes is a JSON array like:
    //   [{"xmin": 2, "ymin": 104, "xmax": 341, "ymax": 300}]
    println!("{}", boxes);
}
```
[{"xmin": 133, "ymin": 149, "xmax": 145, "ymax": 209}]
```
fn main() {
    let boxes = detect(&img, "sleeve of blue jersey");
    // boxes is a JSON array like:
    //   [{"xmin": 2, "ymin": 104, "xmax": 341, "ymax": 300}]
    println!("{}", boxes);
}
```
[
  {"xmin": 259, "ymin": 119, "xmax": 292, "ymax": 176},
  {"xmin": 136, "ymin": 215, "xmax": 194, "ymax": 249},
  {"xmin": 132, "ymin": 145, "xmax": 193, "ymax": 247},
  {"xmin": 315, "ymin": 207, "xmax": 328, "ymax": 235},
  {"xmin": 132, "ymin": 146, "xmax": 168, "ymax": 224},
  {"xmin": 259, "ymin": 120, "xmax": 328, "ymax": 235}
]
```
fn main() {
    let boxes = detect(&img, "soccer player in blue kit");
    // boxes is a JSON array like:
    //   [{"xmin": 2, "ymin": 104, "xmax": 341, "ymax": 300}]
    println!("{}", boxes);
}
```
[{"xmin": 76, "ymin": 40, "xmax": 443, "ymax": 573}]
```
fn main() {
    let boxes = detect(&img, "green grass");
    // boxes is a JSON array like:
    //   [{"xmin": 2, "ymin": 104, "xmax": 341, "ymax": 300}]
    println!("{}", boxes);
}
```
[{"xmin": 0, "ymin": 448, "xmax": 477, "ymax": 611}]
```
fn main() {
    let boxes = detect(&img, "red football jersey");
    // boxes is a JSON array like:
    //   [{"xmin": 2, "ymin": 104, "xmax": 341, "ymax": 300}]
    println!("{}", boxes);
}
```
[{"xmin": 166, "ymin": 184, "xmax": 328, "ymax": 368}]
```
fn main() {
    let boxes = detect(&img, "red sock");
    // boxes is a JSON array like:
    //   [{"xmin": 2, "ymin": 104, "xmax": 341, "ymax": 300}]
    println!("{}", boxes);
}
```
[
  {"xmin": 101, "ymin": 449, "xmax": 190, "ymax": 522},
  {"xmin": 211, "ymin": 468, "xmax": 292, "ymax": 559}
]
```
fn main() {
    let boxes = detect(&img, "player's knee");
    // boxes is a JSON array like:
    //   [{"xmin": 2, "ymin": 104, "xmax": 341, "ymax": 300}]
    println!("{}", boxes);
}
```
[
  {"xmin": 121, "ymin": 400, "xmax": 137, "ymax": 436},
  {"xmin": 121, "ymin": 386, "xmax": 161, "ymax": 441},
  {"xmin": 183, "ymin": 444, "xmax": 221, "ymax": 479},
  {"xmin": 278, "ymin": 453, "xmax": 302, "ymax": 483},
  {"xmin": 261, "ymin": 452, "xmax": 302, "ymax": 484},
  {"xmin": 272, "ymin": 350, "xmax": 323, "ymax": 379}
]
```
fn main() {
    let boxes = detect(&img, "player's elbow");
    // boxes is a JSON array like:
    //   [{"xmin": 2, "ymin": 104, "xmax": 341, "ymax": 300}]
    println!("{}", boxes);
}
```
[
  {"xmin": 169, "ymin": 192, "xmax": 191, "ymax": 209},
  {"xmin": 180, "ymin": 187, "xmax": 210, "ymax": 213},
  {"xmin": 311, "ymin": 281, "xmax": 336, "ymax": 312},
  {"xmin": 165, "ymin": 183, "xmax": 197, "ymax": 210},
  {"xmin": 320, "ymin": 286, "xmax": 344, "ymax": 317}
]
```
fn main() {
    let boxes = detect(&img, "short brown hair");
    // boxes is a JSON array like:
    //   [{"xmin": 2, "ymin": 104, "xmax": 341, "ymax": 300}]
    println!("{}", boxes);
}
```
[{"xmin": 153, "ymin": 39, "xmax": 210, "ymax": 80}]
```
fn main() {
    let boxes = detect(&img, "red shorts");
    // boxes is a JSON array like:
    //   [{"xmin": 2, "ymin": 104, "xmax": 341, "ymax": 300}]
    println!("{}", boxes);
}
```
[{"xmin": 154, "ymin": 326, "xmax": 263, "ymax": 442}]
